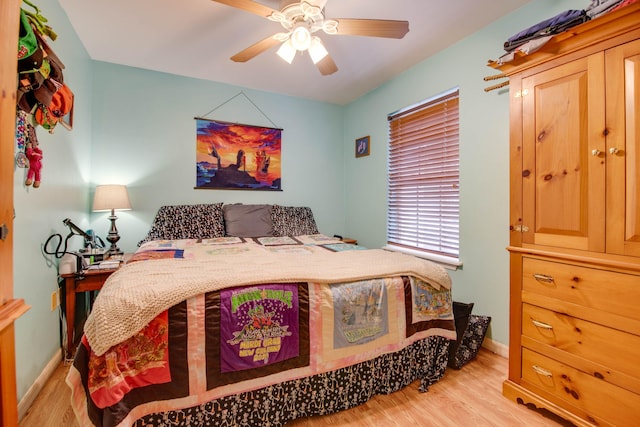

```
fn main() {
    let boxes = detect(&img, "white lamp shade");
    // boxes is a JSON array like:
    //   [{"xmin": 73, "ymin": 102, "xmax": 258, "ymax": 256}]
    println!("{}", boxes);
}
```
[
  {"xmin": 92, "ymin": 185, "xmax": 132, "ymax": 212},
  {"xmin": 277, "ymin": 40, "xmax": 296, "ymax": 64},
  {"xmin": 308, "ymin": 37, "xmax": 328, "ymax": 64},
  {"xmin": 290, "ymin": 25, "xmax": 311, "ymax": 51}
]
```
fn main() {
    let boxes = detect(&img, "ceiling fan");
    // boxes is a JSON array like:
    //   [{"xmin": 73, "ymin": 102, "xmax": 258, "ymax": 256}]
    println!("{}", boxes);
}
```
[{"xmin": 212, "ymin": 0, "xmax": 409, "ymax": 75}]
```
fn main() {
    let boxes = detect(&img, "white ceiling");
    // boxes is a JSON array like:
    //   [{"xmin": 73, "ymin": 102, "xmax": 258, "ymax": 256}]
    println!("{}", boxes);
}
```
[{"xmin": 58, "ymin": 0, "xmax": 530, "ymax": 105}]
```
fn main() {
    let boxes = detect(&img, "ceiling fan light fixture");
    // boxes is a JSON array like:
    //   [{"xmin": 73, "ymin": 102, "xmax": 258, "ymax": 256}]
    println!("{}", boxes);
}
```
[
  {"xmin": 215, "ymin": 0, "xmax": 409, "ymax": 75},
  {"xmin": 300, "ymin": 2, "xmax": 323, "ymax": 21},
  {"xmin": 276, "ymin": 39, "xmax": 296, "ymax": 64},
  {"xmin": 308, "ymin": 36, "xmax": 328, "ymax": 64},
  {"xmin": 290, "ymin": 24, "xmax": 311, "ymax": 51},
  {"xmin": 322, "ymin": 19, "xmax": 338, "ymax": 35}
]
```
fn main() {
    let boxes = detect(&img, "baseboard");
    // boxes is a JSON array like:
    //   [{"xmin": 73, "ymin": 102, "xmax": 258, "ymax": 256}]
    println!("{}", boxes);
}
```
[
  {"xmin": 18, "ymin": 348, "xmax": 63, "ymax": 421},
  {"xmin": 482, "ymin": 336, "xmax": 508, "ymax": 359}
]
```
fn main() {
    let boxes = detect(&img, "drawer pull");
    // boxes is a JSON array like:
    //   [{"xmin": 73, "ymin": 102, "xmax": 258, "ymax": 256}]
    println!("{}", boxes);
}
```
[
  {"xmin": 531, "ymin": 319, "xmax": 553, "ymax": 330},
  {"xmin": 532, "ymin": 365, "xmax": 553, "ymax": 378},
  {"xmin": 533, "ymin": 273, "xmax": 554, "ymax": 284}
]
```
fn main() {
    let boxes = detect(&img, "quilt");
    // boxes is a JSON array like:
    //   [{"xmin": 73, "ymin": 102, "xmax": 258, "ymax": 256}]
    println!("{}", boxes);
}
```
[{"xmin": 67, "ymin": 235, "xmax": 455, "ymax": 427}]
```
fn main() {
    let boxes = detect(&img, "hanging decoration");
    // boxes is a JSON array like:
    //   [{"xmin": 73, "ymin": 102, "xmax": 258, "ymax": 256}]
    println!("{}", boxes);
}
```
[
  {"xmin": 14, "ymin": 110, "xmax": 31, "ymax": 169},
  {"xmin": 15, "ymin": 1, "xmax": 74, "ymax": 189},
  {"xmin": 195, "ymin": 119, "xmax": 282, "ymax": 191},
  {"xmin": 195, "ymin": 92, "xmax": 282, "ymax": 191}
]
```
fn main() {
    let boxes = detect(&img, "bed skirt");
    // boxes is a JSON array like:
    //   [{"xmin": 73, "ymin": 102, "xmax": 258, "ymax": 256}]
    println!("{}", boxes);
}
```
[{"xmin": 133, "ymin": 336, "xmax": 450, "ymax": 426}]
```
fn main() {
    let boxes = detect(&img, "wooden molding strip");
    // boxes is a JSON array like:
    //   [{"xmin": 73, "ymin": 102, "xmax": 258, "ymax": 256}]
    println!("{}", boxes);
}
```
[
  {"xmin": 17, "ymin": 348, "xmax": 63, "ymax": 420},
  {"xmin": 0, "ymin": 299, "xmax": 30, "ymax": 332},
  {"xmin": 508, "ymin": 246, "xmax": 640, "ymax": 273}
]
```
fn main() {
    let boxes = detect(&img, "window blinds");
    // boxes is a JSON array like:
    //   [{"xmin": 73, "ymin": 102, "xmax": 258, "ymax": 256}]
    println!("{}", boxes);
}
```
[{"xmin": 387, "ymin": 89, "xmax": 460, "ymax": 259}]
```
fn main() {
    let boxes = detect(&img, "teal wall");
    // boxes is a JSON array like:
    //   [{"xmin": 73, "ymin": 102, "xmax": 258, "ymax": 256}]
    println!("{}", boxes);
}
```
[
  {"xmin": 13, "ymin": 0, "xmax": 93, "ymax": 402},
  {"xmin": 344, "ymin": 0, "xmax": 586, "ymax": 356},
  {"xmin": 11, "ymin": 0, "xmax": 586, "ymax": 405},
  {"xmin": 87, "ymin": 63, "xmax": 346, "ymax": 250}
]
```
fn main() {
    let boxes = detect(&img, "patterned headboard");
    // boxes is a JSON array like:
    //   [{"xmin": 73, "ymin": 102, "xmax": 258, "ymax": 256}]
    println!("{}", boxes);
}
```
[
  {"xmin": 138, "ymin": 203, "xmax": 225, "ymax": 246},
  {"xmin": 138, "ymin": 203, "xmax": 319, "ymax": 245},
  {"xmin": 271, "ymin": 205, "xmax": 318, "ymax": 236}
]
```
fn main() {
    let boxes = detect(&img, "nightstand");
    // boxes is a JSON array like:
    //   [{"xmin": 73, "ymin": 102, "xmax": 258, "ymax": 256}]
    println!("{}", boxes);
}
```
[{"xmin": 60, "ymin": 260, "xmax": 124, "ymax": 359}]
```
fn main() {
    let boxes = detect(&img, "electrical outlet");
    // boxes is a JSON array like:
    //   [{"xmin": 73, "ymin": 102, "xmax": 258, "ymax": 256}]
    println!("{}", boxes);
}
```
[{"xmin": 51, "ymin": 290, "xmax": 59, "ymax": 311}]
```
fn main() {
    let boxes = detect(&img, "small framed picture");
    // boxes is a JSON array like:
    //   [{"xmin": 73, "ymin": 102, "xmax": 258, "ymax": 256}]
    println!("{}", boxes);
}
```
[{"xmin": 355, "ymin": 136, "xmax": 370, "ymax": 158}]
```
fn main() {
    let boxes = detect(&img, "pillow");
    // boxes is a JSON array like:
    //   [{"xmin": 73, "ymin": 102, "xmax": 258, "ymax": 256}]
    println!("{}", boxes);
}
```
[
  {"xmin": 223, "ymin": 204, "xmax": 274, "ymax": 237},
  {"xmin": 271, "ymin": 205, "xmax": 319, "ymax": 236},
  {"xmin": 447, "ymin": 301, "xmax": 474, "ymax": 368},
  {"xmin": 448, "ymin": 314, "xmax": 491, "ymax": 370},
  {"xmin": 137, "ymin": 203, "xmax": 225, "ymax": 246}
]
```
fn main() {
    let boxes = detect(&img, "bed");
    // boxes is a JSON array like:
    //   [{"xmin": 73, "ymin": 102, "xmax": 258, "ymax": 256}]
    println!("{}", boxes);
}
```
[{"xmin": 66, "ymin": 203, "xmax": 456, "ymax": 427}]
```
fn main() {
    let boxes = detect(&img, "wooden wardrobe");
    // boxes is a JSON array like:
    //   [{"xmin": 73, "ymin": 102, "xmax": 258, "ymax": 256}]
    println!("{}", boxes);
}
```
[
  {"xmin": 489, "ymin": 4, "xmax": 640, "ymax": 426},
  {"xmin": 0, "ymin": 0, "xmax": 30, "ymax": 426}
]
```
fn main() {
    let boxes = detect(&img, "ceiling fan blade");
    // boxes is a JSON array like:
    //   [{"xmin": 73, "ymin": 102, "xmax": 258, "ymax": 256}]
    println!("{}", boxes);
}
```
[
  {"xmin": 316, "ymin": 54, "xmax": 338, "ymax": 76},
  {"xmin": 211, "ymin": 0, "xmax": 278, "ymax": 18},
  {"xmin": 231, "ymin": 35, "xmax": 282, "ymax": 62},
  {"xmin": 333, "ymin": 18, "xmax": 409, "ymax": 39}
]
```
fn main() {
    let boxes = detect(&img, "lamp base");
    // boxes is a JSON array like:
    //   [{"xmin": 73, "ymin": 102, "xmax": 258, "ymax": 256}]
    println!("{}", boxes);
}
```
[
  {"xmin": 107, "ymin": 244, "xmax": 123, "ymax": 256},
  {"xmin": 106, "ymin": 211, "xmax": 123, "ymax": 256}
]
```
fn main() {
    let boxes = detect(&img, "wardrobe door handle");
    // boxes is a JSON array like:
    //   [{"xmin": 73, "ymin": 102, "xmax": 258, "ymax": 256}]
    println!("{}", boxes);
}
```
[
  {"xmin": 532, "ymin": 365, "xmax": 553, "ymax": 378},
  {"xmin": 531, "ymin": 319, "xmax": 553, "ymax": 330},
  {"xmin": 0, "ymin": 224, "xmax": 8, "ymax": 241},
  {"xmin": 609, "ymin": 147, "xmax": 620, "ymax": 155},
  {"xmin": 533, "ymin": 273, "xmax": 554, "ymax": 284}
]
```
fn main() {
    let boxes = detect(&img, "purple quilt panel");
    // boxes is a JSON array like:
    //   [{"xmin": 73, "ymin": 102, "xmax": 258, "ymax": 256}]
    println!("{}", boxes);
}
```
[{"xmin": 220, "ymin": 283, "xmax": 300, "ymax": 372}]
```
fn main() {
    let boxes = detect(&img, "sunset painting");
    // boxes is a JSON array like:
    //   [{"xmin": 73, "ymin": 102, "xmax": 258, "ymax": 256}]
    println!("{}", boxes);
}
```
[{"xmin": 195, "ymin": 119, "xmax": 282, "ymax": 190}]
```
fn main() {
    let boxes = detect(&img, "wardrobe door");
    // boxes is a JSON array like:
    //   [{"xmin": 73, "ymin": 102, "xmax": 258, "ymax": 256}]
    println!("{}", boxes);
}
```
[
  {"xmin": 0, "ymin": 1, "xmax": 26, "ymax": 426},
  {"xmin": 606, "ymin": 38, "xmax": 640, "ymax": 257},
  {"xmin": 520, "ymin": 55, "xmax": 606, "ymax": 252}
]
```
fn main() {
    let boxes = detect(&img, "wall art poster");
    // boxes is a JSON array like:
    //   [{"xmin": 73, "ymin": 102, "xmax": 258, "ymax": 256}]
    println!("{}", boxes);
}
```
[
  {"xmin": 196, "ymin": 119, "xmax": 282, "ymax": 190},
  {"xmin": 220, "ymin": 284, "xmax": 299, "ymax": 372}
]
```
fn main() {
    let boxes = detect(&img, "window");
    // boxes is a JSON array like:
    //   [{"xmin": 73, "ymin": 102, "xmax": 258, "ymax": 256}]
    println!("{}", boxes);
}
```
[{"xmin": 386, "ymin": 88, "xmax": 460, "ymax": 267}]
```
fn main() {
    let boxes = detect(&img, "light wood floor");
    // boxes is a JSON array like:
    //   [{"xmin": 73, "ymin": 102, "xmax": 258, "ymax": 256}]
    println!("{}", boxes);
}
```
[{"xmin": 20, "ymin": 349, "xmax": 571, "ymax": 427}]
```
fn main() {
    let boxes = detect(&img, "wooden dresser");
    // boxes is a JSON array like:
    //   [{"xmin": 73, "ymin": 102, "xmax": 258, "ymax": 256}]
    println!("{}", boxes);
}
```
[{"xmin": 489, "ymin": 4, "xmax": 640, "ymax": 426}]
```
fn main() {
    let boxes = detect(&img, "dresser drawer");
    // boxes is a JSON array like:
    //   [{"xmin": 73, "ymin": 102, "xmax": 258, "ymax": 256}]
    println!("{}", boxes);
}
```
[
  {"xmin": 522, "ymin": 257, "xmax": 640, "ymax": 323},
  {"xmin": 521, "ymin": 348, "xmax": 640, "ymax": 426},
  {"xmin": 522, "ymin": 303, "xmax": 640, "ymax": 390}
]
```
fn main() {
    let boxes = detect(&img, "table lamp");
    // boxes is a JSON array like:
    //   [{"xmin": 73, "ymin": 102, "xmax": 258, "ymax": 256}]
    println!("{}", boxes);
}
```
[{"xmin": 92, "ymin": 184, "xmax": 131, "ymax": 255}]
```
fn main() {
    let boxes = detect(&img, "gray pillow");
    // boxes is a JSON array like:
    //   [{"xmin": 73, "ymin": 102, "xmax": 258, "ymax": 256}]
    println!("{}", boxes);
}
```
[{"xmin": 223, "ymin": 204, "xmax": 274, "ymax": 237}]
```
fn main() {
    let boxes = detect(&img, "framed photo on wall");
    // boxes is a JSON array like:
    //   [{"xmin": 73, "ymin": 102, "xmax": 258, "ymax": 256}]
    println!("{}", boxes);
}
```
[{"xmin": 355, "ymin": 136, "xmax": 370, "ymax": 158}]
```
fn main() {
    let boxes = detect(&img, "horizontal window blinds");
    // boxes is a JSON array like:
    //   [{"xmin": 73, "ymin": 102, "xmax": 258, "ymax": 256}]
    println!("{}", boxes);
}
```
[{"xmin": 387, "ymin": 90, "xmax": 460, "ymax": 259}]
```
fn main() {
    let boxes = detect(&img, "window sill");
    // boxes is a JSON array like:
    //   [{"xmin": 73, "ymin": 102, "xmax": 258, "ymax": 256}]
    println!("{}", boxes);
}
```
[{"xmin": 382, "ymin": 245, "xmax": 462, "ymax": 271}]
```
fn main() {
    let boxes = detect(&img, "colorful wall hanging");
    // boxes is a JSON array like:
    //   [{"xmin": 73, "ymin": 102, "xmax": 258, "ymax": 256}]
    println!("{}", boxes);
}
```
[{"xmin": 195, "ymin": 118, "xmax": 282, "ymax": 190}]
